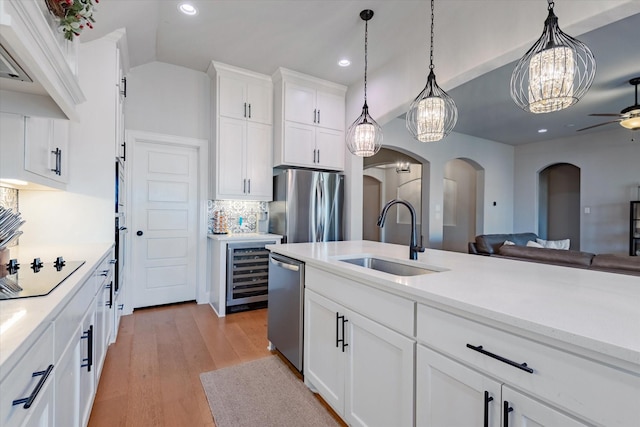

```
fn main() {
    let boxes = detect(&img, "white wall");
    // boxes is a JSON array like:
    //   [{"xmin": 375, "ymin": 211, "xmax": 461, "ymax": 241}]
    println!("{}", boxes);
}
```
[
  {"xmin": 372, "ymin": 118, "xmax": 514, "ymax": 248},
  {"xmin": 514, "ymin": 127, "xmax": 640, "ymax": 254},
  {"xmin": 126, "ymin": 61, "xmax": 210, "ymax": 141}
]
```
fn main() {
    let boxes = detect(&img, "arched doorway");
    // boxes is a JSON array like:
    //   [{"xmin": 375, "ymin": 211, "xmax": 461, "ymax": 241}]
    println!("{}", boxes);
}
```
[
  {"xmin": 363, "ymin": 148, "xmax": 424, "ymax": 245},
  {"xmin": 538, "ymin": 163, "xmax": 581, "ymax": 249},
  {"xmin": 442, "ymin": 158, "xmax": 482, "ymax": 252}
]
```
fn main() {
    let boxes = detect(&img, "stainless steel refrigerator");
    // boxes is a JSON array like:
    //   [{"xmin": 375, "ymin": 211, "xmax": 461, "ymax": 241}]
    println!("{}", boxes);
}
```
[{"xmin": 269, "ymin": 169, "xmax": 344, "ymax": 243}]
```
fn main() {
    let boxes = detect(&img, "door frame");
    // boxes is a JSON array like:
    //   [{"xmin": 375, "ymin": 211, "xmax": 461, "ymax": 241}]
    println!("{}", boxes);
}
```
[{"xmin": 123, "ymin": 130, "xmax": 209, "ymax": 314}]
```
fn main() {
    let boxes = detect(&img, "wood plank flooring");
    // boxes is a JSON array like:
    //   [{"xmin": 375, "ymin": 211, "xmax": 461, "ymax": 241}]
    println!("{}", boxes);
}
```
[{"xmin": 88, "ymin": 302, "xmax": 344, "ymax": 427}]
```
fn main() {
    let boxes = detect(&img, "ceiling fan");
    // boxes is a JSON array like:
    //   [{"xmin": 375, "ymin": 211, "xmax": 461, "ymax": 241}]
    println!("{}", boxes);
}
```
[{"xmin": 577, "ymin": 77, "xmax": 640, "ymax": 132}]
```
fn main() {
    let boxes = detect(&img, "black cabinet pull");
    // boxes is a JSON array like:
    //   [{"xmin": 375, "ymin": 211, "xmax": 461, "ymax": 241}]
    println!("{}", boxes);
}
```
[
  {"xmin": 121, "ymin": 77, "xmax": 127, "ymax": 98},
  {"xmin": 313, "ymin": 109, "xmax": 317, "ymax": 123},
  {"xmin": 341, "ymin": 316, "xmax": 348, "ymax": 352},
  {"xmin": 12, "ymin": 364, "xmax": 54, "ymax": 409},
  {"xmin": 336, "ymin": 313, "xmax": 348, "ymax": 351},
  {"xmin": 317, "ymin": 150, "xmax": 320, "ymax": 164},
  {"xmin": 484, "ymin": 391, "xmax": 494, "ymax": 427},
  {"xmin": 317, "ymin": 109, "xmax": 320, "ymax": 124},
  {"xmin": 50, "ymin": 148, "xmax": 61, "ymax": 175},
  {"xmin": 121, "ymin": 141, "xmax": 126, "ymax": 161},
  {"xmin": 466, "ymin": 344, "xmax": 534, "ymax": 373},
  {"xmin": 248, "ymin": 103, "xmax": 251, "ymax": 118},
  {"xmin": 335, "ymin": 312, "xmax": 340, "ymax": 348},
  {"xmin": 244, "ymin": 102, "xmax": 247, "ymax": 118},
  {"xmin": 81, "ymin": 325, "xmax": 94, "ymax": 372},
  {"xmin": 107, "ymin": 280, "xmax": 113, "ymax": 308},
  {"xmin": 503, "ymin": 401, "xmax": 513, "ymax": 427}
]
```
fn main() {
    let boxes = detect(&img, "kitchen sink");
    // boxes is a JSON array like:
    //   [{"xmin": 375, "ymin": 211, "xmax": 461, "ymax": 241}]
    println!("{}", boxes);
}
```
[{"xmin": 339, "ymin": 257, "xmax": 440, "ymax": 276}]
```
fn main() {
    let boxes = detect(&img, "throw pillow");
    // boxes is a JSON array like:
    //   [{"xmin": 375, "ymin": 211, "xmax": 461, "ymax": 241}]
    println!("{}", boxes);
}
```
[
  {"xmin": 502, "ymin": 240, "xmax": 515, "ymax": 246},
  {"xmin": 526, "ymin": 240, "xmax": 544, "ymax": 248},
  {"xmin": 536, "ymin": 238, "xmax": 570, "ymax": 250}
]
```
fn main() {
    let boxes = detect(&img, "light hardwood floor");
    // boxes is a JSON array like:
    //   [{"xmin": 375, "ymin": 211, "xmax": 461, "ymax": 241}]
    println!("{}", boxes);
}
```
[
  {"xmin": 88, "ymin": 302, "xmax": 345, "ymax": 427},
  {"xmin": 88, "ymin": 302, "xmax": 272, "ymax": 427}
]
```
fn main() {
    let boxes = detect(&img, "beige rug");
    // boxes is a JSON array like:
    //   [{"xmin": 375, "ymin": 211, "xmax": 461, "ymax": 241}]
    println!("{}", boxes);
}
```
[{"xmin": 200, "ymin": 355, "xmax": 340, "ymax": 427}]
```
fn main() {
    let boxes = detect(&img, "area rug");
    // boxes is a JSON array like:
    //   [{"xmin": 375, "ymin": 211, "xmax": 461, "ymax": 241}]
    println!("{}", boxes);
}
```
[{"xmin": 199, "ymin": 355, "xmax": 340, "ymax": 427}]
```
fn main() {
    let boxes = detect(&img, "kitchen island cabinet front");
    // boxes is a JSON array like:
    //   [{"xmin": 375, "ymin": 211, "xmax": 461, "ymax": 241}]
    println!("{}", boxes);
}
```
[
  {"xmin": 267, "ymin": 240, "xmax": 640, "ymax": 427},
  {"xmin": 305, "ymin": 267, "xmax": 415, "ymax": 427}
]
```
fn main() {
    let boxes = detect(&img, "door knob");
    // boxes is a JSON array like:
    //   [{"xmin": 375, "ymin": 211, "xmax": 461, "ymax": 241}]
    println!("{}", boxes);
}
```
[{"xmin": 136, "ymin": 231, "xmax": 143, "ymax": 236}]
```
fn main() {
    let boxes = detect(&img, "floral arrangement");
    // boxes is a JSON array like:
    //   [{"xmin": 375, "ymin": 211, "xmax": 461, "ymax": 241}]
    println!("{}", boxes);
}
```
[{"xmin": 45, "ymin": 0, "xmax": 98, "ymax": 41}]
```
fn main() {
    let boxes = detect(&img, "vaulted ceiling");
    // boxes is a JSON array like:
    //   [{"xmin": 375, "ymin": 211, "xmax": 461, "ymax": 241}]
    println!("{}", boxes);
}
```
[{"xmin": 83, "ymin": 1, "xmax": 640, "ymax": 145}]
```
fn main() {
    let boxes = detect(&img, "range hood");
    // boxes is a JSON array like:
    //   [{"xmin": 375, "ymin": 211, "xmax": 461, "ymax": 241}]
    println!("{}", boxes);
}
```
[
  {"xmin": 0, "ymin": 43, "xmax": 31, "ymax": 82},
  {"xmin": 0, "ymin": 0, "xmax": 85, "ymax": 119}
]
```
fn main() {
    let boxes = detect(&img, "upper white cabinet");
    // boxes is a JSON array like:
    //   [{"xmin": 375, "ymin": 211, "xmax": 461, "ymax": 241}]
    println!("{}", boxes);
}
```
[
  {"xmin": 273, "ymin": 68, "xmax": 346, "ymax": 171},
  {"xmin": 0, "ymin": 0, "xmax": 85, "ymax": 120},
  {"xmin": 208, "ymin": 61, "xmax": 273, "ymax": 201},
  {"xmin": 0, "ymin": 111, "xmax": 69, "ymax": 189},
  {"xmin": 24, "ymin": 116, "xmax": 69, "ymax": 184}
]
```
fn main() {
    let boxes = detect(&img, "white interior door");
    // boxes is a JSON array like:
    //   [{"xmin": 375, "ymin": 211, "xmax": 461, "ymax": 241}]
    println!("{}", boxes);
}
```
[{"xmin": 131, "ymin": 140, "xmax": 198, "ymax": 308}]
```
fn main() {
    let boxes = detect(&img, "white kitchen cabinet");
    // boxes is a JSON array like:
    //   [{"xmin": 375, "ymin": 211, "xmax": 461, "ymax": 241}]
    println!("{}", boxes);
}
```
[
  {"xmin": 218, "ymin": 70, "xmax": 272, "ymax": 124},
  {"xmin": 305, "ymin": 276, "xmax": 414, "ymax": 427},
  {"xmin": 0, "ymin": 112, "xmax": 69, "ymax": 190},
  {"xmin": 55, "ymin": 324, "xmax": 82, "ymax": 427},
  {"xmin": 24, "ymin": 116, "xmax": 69, "ymax": 184},
  {"xmin": 416, "ymin": 303, "xmax": 639, "ymax": 427},
  {"xmin": 273, "ymin": 68, "xmax": 346, "ymax": 171},
  {"xmin": 78, "ymin": 306, "xmax": 97, "ymax": 427},
  {"xmin": 208, "ymin": 61, "xmax": 273, "ymax": 200},
  {"xmin": 0, "ymin": 324, "xmax": 54, "ymax": 427},
  {"xmin": 416, "ymin": 345, "xmax": 502, "ymax": 427},
  {"xmin": 93, "ymin": 253, "xmax": 115, "ymax": 380},
  {"xmin": 216, "ymin": 117, "xmax": 272, "ymax": 199}
]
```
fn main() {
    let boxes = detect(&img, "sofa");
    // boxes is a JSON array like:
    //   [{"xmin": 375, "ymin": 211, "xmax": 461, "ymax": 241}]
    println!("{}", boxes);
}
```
[{"xmin": 469, "ymin": 233, "xmax": 640, "ymax": 276}]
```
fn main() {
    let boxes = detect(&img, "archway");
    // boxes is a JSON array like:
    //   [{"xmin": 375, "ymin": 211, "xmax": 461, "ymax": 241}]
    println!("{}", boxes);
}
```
[
  {"xmin": 442, "ymin": 158, "xmax": 483, "ymax": 252},
  {"xmin": 363, "ymin": 148, "xmax": 424, "ymax": 245},
  {"xmin": 538, "ymin": 163, "xmax": 581, "ymax": 249}
]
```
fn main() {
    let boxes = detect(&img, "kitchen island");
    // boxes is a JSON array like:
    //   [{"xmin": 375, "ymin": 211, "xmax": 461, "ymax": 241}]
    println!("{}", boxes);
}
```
[{"xmin": 267, "ymin": 240, "xmax": 640, "ymax": 427}]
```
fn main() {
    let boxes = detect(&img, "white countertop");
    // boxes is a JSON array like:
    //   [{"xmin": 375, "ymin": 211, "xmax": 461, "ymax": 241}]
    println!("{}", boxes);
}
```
[
  {"xmin": 207, "ymin": 233, "xmax": 282, "ymax": 241},
  {"xmin": 267, "ymin": 240, "xmax": 640, "ymax": 367},
  {"xmin": 0, "ymin": 243, "xmax": 113, "ymax": 377}
]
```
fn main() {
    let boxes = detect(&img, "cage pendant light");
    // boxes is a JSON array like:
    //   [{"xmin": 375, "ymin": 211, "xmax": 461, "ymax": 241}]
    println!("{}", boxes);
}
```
[
  {"xmin": 347, "ymin": 9, "xmax": 383, "ymax": 157},
  {"xmin": 510, "ymin": 0, "xmax": 595, "ymax": 114},
  {"xmin": 406, "ymin": 0, "xmax": 457, "ymax": 143}
]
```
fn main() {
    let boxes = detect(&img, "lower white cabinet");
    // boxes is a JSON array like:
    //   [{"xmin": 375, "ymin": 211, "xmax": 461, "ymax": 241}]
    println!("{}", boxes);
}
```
[
  {"xmin": 78, "ymin": 305, "xmax": 97, "ymax": 427},
  {"xmin": 416, "ymin": 345, "xmax": 501, "ymax": 427},
  {"xmin": 502, "ymin": 386, "xmax": 589, "ymax": 427},
  {"xmin": 0, "ymin": 324, "xmax": 54, "ymax": 427},
  {"xmin": 305, "ymin": 289, "xmax": 414, "ymax": 427}
]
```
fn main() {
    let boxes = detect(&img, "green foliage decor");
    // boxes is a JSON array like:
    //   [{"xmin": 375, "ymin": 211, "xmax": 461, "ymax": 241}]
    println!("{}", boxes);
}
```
[{"xmin": 46, "ymin": 0, "xmax": 98, "ymax": 41}]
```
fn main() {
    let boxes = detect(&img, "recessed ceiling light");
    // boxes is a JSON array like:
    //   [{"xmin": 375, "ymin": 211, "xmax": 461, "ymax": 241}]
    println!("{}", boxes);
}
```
[
  {"xmin": 338, "ymin": 59, "xmax": 351, "ymax": 67},
  {"xmin": 538, "ymin": 128, "xmax": 548, "ymax": 133},
  {"xmin": 178, "ymin": 3, "xmax": 197, "ymax": 16}
]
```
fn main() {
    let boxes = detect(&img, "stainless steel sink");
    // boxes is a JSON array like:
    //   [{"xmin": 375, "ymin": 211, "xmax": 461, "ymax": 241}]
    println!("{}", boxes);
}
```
[{"xmin": 339, "ymin": 257, "xmax": 439, "ymax": 276}]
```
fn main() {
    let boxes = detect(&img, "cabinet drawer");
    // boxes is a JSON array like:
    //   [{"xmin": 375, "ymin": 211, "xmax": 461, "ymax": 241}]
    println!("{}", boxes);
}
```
[
  {"xmin": 0, "ymin": 323, "xmax": 54, "ymax": 427},
  {"xmin": 416, "ymin": 304, "xmax": 639, "ymax": 426},
  {"xmin": 306, "ymin": 266, "xmax": 414, "ymax": 336}
]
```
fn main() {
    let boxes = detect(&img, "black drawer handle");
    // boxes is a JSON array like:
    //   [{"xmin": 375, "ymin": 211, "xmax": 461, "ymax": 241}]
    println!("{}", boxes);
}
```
[
  {"xmin": 81, "ymin": 325, "xmax": 93, "ymax": 372},
  {"xmin": 12, "ymin": 364, "xmax": 54, "ymax": 409},
  {"xmin": 466, "ymin": 344, "xmax": 534, "ymax": 373}
]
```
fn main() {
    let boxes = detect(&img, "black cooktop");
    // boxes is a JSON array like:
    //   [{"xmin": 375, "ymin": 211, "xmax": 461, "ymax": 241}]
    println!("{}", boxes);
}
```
[{"xmin": 0, "ymin": 258, "xmax": 86, "ymax": 300}]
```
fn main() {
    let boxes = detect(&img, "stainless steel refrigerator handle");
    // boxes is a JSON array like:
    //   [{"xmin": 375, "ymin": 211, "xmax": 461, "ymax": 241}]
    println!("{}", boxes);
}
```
[{"xmin": 270, "ymin": 255, "xmax": 300, "ymax": 271}]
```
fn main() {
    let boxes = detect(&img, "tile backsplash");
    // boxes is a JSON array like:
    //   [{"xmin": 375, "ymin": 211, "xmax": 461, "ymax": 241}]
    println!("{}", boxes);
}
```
[{"xmin": 208, "ymin": 200, "xmax": 268, "ymax": 234}]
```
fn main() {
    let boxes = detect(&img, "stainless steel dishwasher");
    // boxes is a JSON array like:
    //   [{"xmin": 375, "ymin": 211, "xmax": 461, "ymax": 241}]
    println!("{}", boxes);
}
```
[{"xmin": 267, "ymin": 252, "xmax": 304, "ymax": 372}]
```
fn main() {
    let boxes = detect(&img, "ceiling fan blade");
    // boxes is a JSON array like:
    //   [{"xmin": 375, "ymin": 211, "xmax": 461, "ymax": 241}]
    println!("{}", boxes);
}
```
[
  {"xmin": 588, "ymin": 113, "xmax": 623, "ymax": 117},
  {"xmin": 576, "ymin": 120, "xmax": 621, "ymax": 132}
]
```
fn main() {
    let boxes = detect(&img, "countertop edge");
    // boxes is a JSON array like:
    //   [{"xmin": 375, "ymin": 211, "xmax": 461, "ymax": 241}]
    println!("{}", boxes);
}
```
[{"xmin": 267, "ymin": 242, "xmax": 640, "ymax": 370}]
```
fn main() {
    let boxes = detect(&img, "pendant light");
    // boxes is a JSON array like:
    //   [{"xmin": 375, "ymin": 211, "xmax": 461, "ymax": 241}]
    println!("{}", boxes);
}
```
[
  {"xmin": 510, "ymin": 0, "xmax": 595, "ymax": 114},
  {"xmin": 347, "ymin": 9, "xmax": 383, "ymax": 157},
  {"xmin": 406, "ymin": 0, "xmax": 457, "ymax": 143}
]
